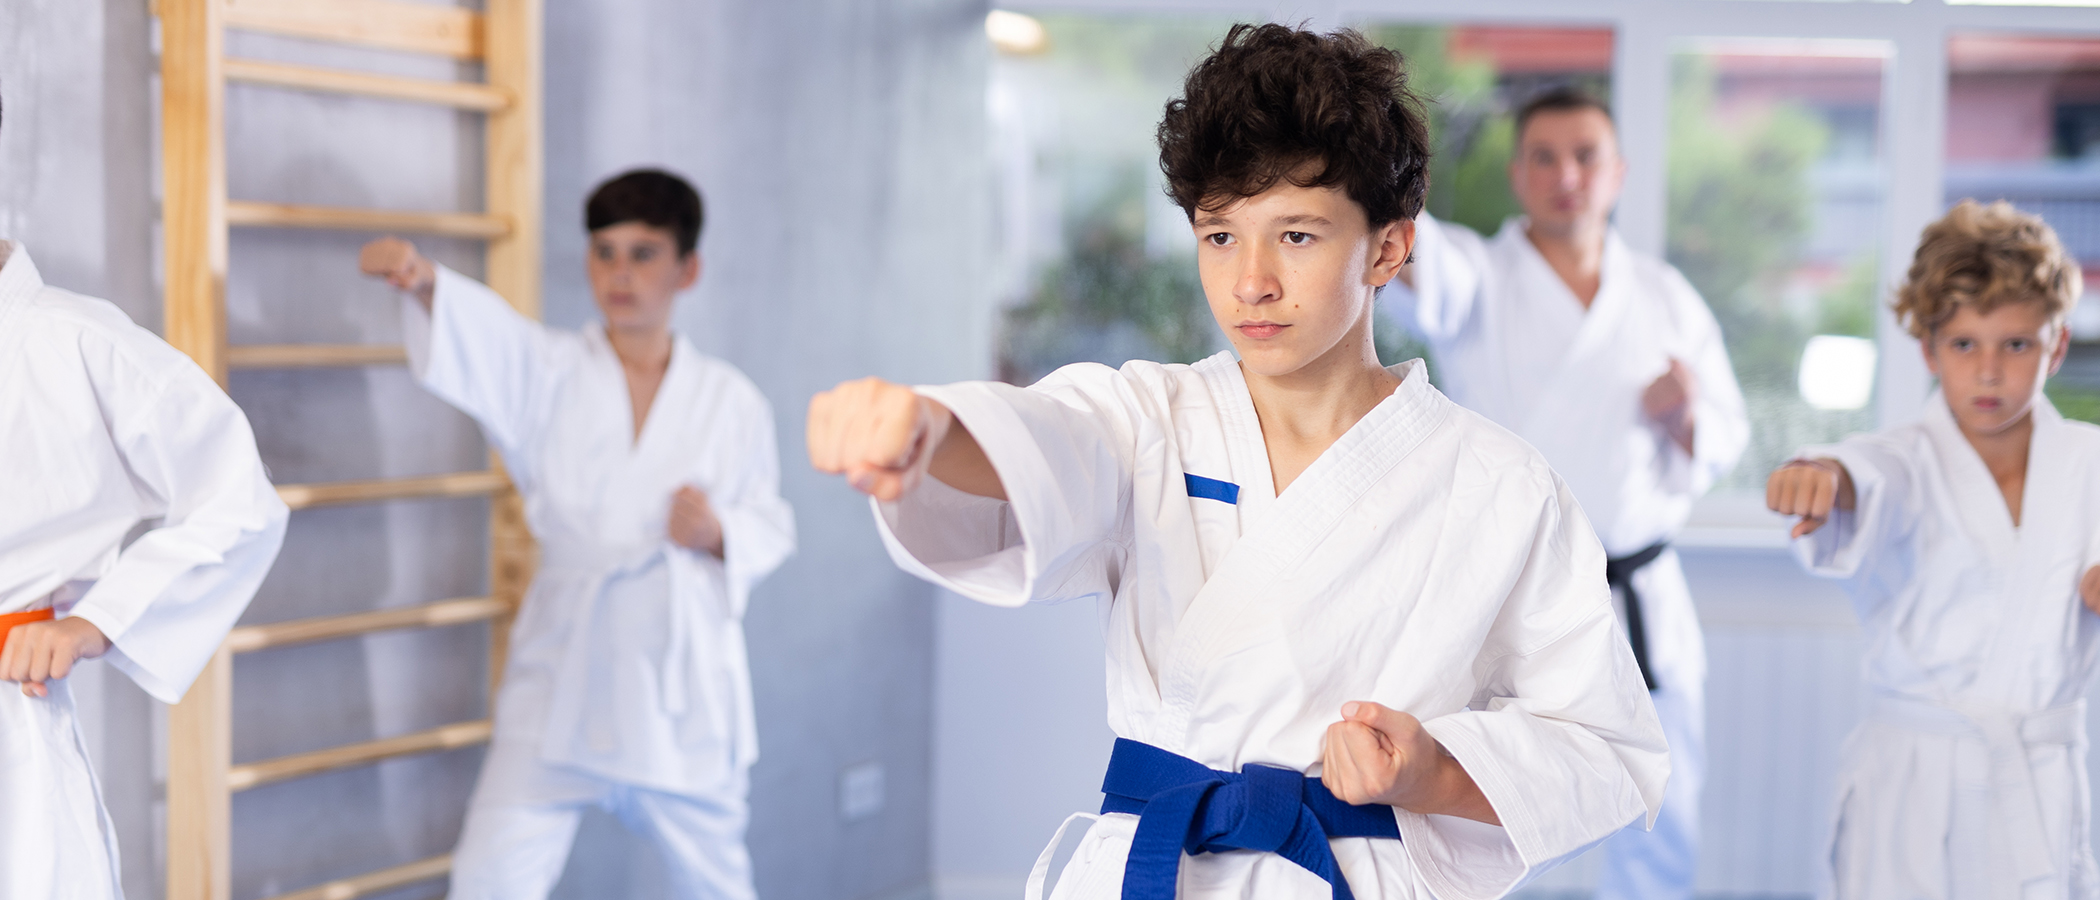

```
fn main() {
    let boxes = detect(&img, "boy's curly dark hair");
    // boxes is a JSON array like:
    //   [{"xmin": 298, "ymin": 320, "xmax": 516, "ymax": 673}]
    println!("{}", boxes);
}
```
[{"xmin": 1157, "ymin": 23, "xmax": 1431, "ymax": 227}]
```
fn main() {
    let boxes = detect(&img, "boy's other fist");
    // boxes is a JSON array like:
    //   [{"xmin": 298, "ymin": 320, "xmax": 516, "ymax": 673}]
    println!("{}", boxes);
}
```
[
  {"xmin": 2082, "ymin": 565, "xmax": 2100, "ymax": 616},
  {"xmin": 807, "ymin": 378, "xmax": 953, "ymax": 502},
  {"xmin": 0, "ymin": 617, "xmax": 111, "ymax": 698},
  {"xmin": 358, "ymin": 236, "xmax": 436, "ymax": 307},
  {"xmin": 669, "ymin": 485, "xmax": 724, "ymax": 558},
  {"xmin": 1767, "ymin": 458, "xmax": 1853, "ymax": 538},
  {"xmin": 1321, "ymin": 701, "xmax": 1498, "ymax": 824}
]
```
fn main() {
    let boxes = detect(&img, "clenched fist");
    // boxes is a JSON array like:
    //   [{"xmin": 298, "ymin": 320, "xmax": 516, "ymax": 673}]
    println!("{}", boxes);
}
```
[
  {"xmin": 1321, "ymin": 701, "xmax": 1498, "ymax": 825},
  {"xmin": 359, "ymin": 236, "xmax": 437, "ymax": 308},
  {"xmin": 669, "ymin": 485, "xmax": 724, "ymax": 558},
  {"xmin": 1643, "ymin": 358, "xmax": 1698, "ymax": 454},
  {"xmin": 807, "ymin": 377, "xmax": 1002, "ymax": 501},
  {"xmin": 1, "ymin": 617, "xmax": 111, "ymax": 698},
  {"xmin": 1766, "ymin": 458, "xmax": 1855, "ymax": 538}
]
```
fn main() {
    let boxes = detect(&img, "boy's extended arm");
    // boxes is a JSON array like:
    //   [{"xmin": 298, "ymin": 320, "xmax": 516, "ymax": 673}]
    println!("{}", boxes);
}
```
[
  {"xmin": 364, "ymin": 236, "xmax": 556, "ymax": 460},
  {"xmin": 808, "ymin": 377, "xmax": 1004, "ymax": 501}
]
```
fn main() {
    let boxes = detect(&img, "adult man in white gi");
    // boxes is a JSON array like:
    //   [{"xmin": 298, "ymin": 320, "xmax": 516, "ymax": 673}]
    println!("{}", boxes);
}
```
[
  {"xmin": 0, "ymin": 93, "xmax": 290, "ymax": 897},
  {"xmin": 1387, "ymin": 87, "xmax": 1749, "ymax": 900}
]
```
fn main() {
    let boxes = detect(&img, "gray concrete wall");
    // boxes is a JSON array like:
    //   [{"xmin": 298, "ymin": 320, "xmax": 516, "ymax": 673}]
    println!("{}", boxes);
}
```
[{"xmin": 0, "ymin": 0, "xmax": 994, "ymax": 897}]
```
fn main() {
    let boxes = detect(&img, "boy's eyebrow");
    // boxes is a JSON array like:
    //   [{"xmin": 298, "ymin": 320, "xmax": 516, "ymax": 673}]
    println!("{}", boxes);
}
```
[
  {"xmin": 1275, "ymin": 214, "xmax": 1334, "ymax": 227},
  {"xmin": 1192, "ymin": 213, "xmax": 1231, "ymax": 228}
]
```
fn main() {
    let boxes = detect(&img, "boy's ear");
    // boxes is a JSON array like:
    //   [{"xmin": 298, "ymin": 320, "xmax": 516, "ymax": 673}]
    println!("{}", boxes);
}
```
[
  {"xmin": 2048, "ymin": 319, "xmax": 2072, "ymax": 377},
  {"xmin": 679, "ymin": 251, "xmax": 702, "ymax": 291},
  {"xmin": 1369, "ymin": 218, "xmax": 1415, "ymax": 287}
]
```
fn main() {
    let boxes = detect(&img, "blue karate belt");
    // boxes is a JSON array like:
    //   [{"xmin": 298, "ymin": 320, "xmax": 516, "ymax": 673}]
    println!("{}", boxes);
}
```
[{"xmin": 1099, "ymin": 738, "xmax": 1401, "ymax": 900}]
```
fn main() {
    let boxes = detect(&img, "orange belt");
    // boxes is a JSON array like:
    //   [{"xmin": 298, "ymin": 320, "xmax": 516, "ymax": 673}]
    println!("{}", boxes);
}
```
[{"xmin": 0, "ymin": 608, "xmax": 55, "ymax": 648}]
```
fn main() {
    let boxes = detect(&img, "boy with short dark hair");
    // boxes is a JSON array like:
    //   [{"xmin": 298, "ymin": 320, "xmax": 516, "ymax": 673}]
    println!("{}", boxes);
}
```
[
  {"xmin": 1768, "ymin": 200, "xmax": 2100, "ymax": 899},
  {"xmin": 810, "ymin": 25, "xmax": 1664, "ymax": 900},
  {"xmin": 359, "ymin": 168, "xmax": 795, "ymax": 900}
]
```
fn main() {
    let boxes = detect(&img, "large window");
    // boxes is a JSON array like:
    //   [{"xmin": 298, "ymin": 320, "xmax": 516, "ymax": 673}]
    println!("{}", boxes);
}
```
[
  {"xmin": 1667, "ymin": 39, "xmax": 1890, "ymax": 490},
  {"xmin": 1946, "ymin": 33, "xmax": 2100, "ymax": 423},
  {"xmin": 988, "ymin": 16, "xmax": 1234, "ymax": 386}
]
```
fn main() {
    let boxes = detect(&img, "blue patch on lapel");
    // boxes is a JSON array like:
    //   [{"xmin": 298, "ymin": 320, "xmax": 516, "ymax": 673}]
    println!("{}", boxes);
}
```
[{"xmin": 1183, "ymin": 473, "xmax": 1240, "ymax": 505}]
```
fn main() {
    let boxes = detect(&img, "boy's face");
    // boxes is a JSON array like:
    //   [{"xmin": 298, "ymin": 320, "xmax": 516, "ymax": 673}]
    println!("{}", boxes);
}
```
[
  {"xmin": 587, "ymin": 222, "xmax": 699, "ymax": 335},
  {"xmin": 1925, "ymin": 300, "xmax": 2069, "ymax": 437},
  {"xmin": 1510, "ymin": 107, "xmax": 1625, "ymax": 238},
  {"xmin": 1191, "ymin": 179, "xmax": 1411, "ymax": 379}
]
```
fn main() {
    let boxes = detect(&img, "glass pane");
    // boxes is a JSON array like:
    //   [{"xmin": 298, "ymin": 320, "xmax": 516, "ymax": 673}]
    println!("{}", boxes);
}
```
[
  {"xmin": 1667, "ymin": 39, "xmax": 1890, "ymax": 490},
  {"xmin": 1946, "ymin": 33, "xmax": 2100, "ymax": 423},
  {"xmin": 988, "ymin": 14, "xmax": 1237, "ymax": 386}
]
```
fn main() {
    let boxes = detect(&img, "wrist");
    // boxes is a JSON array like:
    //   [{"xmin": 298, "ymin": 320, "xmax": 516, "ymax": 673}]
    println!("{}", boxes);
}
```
[
  {"xmin": 60, "ymin": 616, "xmax": 112, "ymax": 656},
  {"xmin": 1410, "ymin": 744, "xmax": 1498, "ymax": 825}
]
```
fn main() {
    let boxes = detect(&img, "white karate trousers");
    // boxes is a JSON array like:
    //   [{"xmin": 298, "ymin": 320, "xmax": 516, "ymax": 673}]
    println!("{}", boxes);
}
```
[
  {"xmin": 1595, "ymin": 669, "xmax": 1704, "ymax": 900},
  {"xmin": 447, "ymin": 732, "xmax": 755, "ymax": 900}
]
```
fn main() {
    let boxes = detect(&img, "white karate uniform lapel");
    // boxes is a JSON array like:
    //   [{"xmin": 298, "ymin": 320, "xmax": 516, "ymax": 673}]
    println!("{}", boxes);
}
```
[{"xmin": 1155, "ymin": 362, "xmax": 1445, "ymax": 750}]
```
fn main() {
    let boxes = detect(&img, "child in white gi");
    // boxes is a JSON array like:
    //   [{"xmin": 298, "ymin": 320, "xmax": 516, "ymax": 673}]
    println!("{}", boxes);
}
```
[
  {"xmin": 0, "ymin": 96, "xmax": 290, "ymax": 897},
  {"xmin": 1768, "ymin": 200, "xmax": 2100, "ymax": 899},
  {"xmin": 810, "ymin": 25, "xmax": 1666, "ymax": 900},
  {"xmin": 359, "ymin": 170, "xmax": 795, "ymax": 900}
]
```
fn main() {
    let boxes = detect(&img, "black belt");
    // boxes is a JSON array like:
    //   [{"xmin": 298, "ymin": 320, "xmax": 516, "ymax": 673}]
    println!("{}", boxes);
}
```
[{"xmin": 1605, "ymin": 541, "xmax": 1668, "ymax": 691}]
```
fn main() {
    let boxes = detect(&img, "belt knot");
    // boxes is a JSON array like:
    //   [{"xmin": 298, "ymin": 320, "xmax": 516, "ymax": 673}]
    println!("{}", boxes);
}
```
[{"xmin": 1098, "ymin": 738, "xmax": 1399, "ymax": 900}]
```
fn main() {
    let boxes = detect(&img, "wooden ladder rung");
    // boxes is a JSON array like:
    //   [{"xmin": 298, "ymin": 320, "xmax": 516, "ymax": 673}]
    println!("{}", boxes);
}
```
[
  {"xmin": 277, "ymin": 470, "xmax": 508, "ymax": 511},
  {"xmin": 228, "ymin": 344, "xmax": 407, "ymax": 369},
  {"xmin": 258, "ymin": 853, "xmax": 451, "ymax": 900},
  {"xmin": 229, "ymin": 719, "xmax": 493, "ymax": 792},
  {"xmin": 222, "ymin": 0, "xmax": 484, "ymax": 60},
  {"xmin": 225, "ymin": 58, "xmax": 510, "ymax": 111},
  {"xmin": 227, "ymin": 201, "xmax": 511, "ymax": 239},
  {"xmin": 227, "ymin": 596, "xmax": 505, "ymax": 654}
]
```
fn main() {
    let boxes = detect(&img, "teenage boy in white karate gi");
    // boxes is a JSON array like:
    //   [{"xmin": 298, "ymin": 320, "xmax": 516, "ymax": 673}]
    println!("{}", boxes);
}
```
[
  {"xmin": 810, "ymin": 26, "xmax": 1667, "ymax": 900},
  {"xmin": 359, "ymin": 170, "xmax": 795, "ymax": 900},
  {"xmin": 1387, "ymin": 86, "xmax": 1750, "ymax": 900},
  {"xmin": 1769, "ymin": 200, "xmax": 2100, "ymax": 900},
  {"xmin": 0, "ymin": 92, "xmax": 290, "ymax": 899}
]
